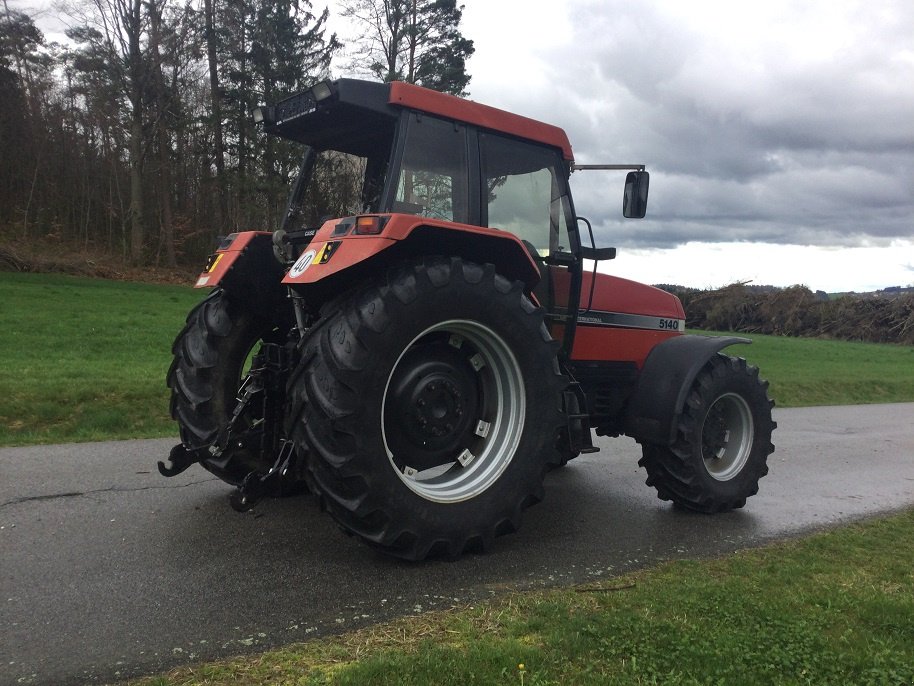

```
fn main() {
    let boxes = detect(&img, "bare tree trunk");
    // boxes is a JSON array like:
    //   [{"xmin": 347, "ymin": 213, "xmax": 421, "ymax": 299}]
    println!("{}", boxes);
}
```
[
  {"xmin": 149, "ymin": 0, "xmax": 176, "ymax": 266},
  {"xmin": 123, "ymin": 0, "xmax": 146, "ymax": 265},
  {"xmin": 203, "ymin": 0, "xmax": 227, "ymax": 235},
  {"xmin": 128, "ymin": 114, "xmax": 145, "ymax": 263},
  {"xmin": 407, "ymin": 0, "xmax": 417, "ymax": 82},
  {"xmin": 22, "ymin": 150, "xmax": 40, "ymax": 239}
]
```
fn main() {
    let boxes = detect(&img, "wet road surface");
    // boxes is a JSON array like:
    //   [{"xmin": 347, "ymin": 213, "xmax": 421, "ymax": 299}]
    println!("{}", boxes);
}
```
[{"xmin": 2, "ymin": 403, "xmax": 913, "ymax": 685}]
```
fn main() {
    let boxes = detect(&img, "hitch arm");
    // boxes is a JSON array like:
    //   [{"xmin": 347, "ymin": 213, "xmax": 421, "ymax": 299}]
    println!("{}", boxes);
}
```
[{"xmin": 229, "ymin": 440, "xmax": 298, "ymax": 512}]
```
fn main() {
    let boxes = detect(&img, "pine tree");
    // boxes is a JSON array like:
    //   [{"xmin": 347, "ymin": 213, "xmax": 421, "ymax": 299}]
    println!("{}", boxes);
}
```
[
  {"xmin": 219, "ymin": 0, "xmax": 338, "ymax": 228},
  {"xmin": 340, "ymin": 0, "xmax": 474, "ymax": 96}
]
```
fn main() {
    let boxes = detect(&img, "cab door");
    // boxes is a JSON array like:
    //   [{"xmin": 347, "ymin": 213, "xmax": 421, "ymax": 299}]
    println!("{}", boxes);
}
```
[{"xmin": 479, "ymin": 132, "xmax": 582, "ymax": 352}]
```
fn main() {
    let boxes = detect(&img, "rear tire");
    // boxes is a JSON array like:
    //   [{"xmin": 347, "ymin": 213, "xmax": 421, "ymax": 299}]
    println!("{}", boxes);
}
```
[
  {"xmin": 638, "ymin": 354, "xmax": 775, "ymax": 512},
  {"xmin": 167, "ymin": 288, "xmax": 286, "ymax": 484},
  {"xmin": 288, "ymin": 257, "xmax": 568, "ymax": 560}
]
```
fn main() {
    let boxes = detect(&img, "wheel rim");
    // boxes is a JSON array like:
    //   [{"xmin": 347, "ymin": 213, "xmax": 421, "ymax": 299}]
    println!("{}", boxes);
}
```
[
  {"xmin": 381, "ymin": 320, "xmax": 525, "ymax": 503},
  {"xmin": 700, "ymin": 392, "xmax": 754, "ymax": 481}
]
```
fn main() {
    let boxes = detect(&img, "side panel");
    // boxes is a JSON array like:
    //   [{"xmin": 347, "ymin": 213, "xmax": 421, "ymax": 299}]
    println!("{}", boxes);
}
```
[
  {"xmin": 623, "ymin": 335, "xmax": 751, "ymax": 446},
  {"xmin": 555, "ymin": 270, "xmax": 687, "ymax": 366},
  {"xmin": 569, "ymin": 327, "xmax": 682, "ymax": 366}
]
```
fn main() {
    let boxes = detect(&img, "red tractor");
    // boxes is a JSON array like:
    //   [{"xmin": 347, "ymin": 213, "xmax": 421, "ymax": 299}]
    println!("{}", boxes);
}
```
[{"xmin": 162, "ymin": 79, "xmax": 775, "ymax": 560}]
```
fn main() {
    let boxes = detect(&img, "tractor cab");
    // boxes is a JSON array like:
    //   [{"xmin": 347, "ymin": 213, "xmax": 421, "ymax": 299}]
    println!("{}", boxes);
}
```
[{"xmin": 255, "ymin": 78, "xmax": 650, "ymax": 356}]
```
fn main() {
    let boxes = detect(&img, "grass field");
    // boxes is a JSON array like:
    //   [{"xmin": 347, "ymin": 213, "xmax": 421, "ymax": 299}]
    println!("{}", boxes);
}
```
[
  {"xmin": 0, "ymin": 272, "xmax": 199, "ymax": 445},
  {"xmin": 2, "ymin": 271, "xmax": 913, "ymax": 446},
  {"xmin": 731, "ymin": 333, "xmax": 914, "ymax": 407},
  {"xmin": 134, "ymin": 509, "xmax": 914, "ymax": 685}
]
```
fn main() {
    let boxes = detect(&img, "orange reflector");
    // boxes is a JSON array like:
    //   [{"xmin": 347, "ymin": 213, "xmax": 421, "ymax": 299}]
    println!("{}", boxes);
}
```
[{"xmin": 355, "ymin": 216, "xmax": 386, "ymax": 235}]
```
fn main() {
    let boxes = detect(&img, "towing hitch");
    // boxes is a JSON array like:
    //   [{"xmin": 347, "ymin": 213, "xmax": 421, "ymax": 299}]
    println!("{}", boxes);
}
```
[{"xmin": 158, "ymin": 443, "xmax": 205, "ymax": 477}]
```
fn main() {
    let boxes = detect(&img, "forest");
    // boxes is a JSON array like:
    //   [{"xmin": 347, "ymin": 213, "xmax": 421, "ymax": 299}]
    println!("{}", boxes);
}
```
[{"xmin": 0, "ymin": 0, "xmax": 474, "ymax": 266}]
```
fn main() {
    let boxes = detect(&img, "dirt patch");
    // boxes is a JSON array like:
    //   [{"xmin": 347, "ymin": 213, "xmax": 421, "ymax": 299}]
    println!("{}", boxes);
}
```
[{"xmin": 0, "ymin": 240, "xmax": 196, "ymax": 285}]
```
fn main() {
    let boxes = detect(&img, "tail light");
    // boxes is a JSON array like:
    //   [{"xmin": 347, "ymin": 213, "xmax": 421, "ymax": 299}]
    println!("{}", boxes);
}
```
[{"xmin": 354, "ymin": 216, "xmax": 388, "ymax": 235}]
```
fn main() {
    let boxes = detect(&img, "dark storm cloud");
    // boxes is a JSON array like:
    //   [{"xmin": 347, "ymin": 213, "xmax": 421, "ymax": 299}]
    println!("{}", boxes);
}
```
[{"xmin": 519, "ymin": 0, "xmax": 914, "ymax": 250}]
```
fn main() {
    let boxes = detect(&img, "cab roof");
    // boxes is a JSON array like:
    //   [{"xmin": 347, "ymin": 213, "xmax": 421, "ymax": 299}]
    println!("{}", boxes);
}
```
[
  {"xmin": 388, "ymin": 82, "xmax": 574, "ymax": 161},
  {"xmin": 263, "ymin": 78, "xmax": 575, "ymax": 162}
]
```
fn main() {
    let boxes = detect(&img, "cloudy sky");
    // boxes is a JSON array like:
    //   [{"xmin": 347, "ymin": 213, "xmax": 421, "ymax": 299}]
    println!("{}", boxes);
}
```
[
  {"xmin": 26, "ymin": 0, "xmax": 914, "ymax": 291},
  {"xmin": 458, "ymin": 0, "xmax": 914, "ymax": 292}
]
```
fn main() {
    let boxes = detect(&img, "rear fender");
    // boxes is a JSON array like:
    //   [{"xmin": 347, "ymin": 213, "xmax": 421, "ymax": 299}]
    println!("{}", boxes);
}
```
[
  {"xmin": 623, "ymin": 335, "xmax": 751, "ymax": 446},
  {"xmin": 282, "ymin": 214, "xmax": 541, "ymax": 303},
  {"xmin": 194, "ymin": 231, "xmax": 288, "ymax": 313}
]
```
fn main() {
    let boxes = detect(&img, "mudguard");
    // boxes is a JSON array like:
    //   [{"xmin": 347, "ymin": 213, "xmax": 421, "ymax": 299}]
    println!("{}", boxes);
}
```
[
  {"xmin": 623, "ymin": 334, "xmax": 751, "ymax": 446},
  {"xmin": 281, "ymin": 214, "xmax": 541, "ymax": 299},
  {"xmin": 194, "ymin": 231, "xmax": 288, "ymax": 312}
]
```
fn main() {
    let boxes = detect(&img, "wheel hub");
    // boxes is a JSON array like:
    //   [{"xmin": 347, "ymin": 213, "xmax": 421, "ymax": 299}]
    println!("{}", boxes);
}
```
[
  {"xmin": 385, "ymin": 344, "xmax": 479, "ymax": 470},
  {"xmin": 381, "ymin": 320, "xmax": 526, "ymax": 503},
  {"xmin": 411, "ymin": 372, "xmax": 472, "ymax": 440},
  {"xmin": 701, "ymin": 392, "xmax": 754, "ymax": 481},
  {"xmin": 703, "ymin": 409, "xmax": 730, "ymax": 459}
]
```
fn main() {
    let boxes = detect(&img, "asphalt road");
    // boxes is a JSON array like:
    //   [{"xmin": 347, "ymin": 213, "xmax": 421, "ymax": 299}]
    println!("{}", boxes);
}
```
[{"xmin": 2, "ymin": 403, "xmax": 914, "ymax": 685}]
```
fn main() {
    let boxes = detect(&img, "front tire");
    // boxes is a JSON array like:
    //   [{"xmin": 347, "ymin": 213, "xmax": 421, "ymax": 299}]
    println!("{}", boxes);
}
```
[
  {"xmin": 638, "ymin": 354, "xmax": 775, "ymax": 512},
  {"xmin": 289, "ymin": 257, "xmax": 568, "ymax": 560}
]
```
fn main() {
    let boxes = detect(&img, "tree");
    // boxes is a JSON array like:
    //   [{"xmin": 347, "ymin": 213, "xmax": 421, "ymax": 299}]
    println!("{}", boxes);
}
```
[
  {"xmin": 0, "ymin": 5, "xmax": 47, "ymax": 108},
  {"xmin": 340, "ymin": 0, "xmax": 474, "ymax": 96},
  {"xmin": 0, "ymin": 9, "xmax": 56, "ymax": 237},
  {"xmin": 62, "ymin": 0, "xmax": 153, "ymax": 264},
  {"xmin": 1, "ymin": 1, "xmax": 344, "ymax": 267},
  {"xmin": 219, "ymin": 0, "xmax": 338, "ymax": 229},
  {"xmin": 148, "ymin": 0, "xmax": 175, "ymax": 265},
  {"xmin": 202, "ymin": 0, "xmax": 227, "ymax": 234}
]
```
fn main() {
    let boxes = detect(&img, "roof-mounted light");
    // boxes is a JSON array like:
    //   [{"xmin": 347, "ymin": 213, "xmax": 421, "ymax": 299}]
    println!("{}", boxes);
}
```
[
  {"xmin": 310, "ymin": 81, "xmax": 333, "ymax": 102},
  {"xmin": 252, "ymin": 106, "xmax": 275, "ymax": 125}
]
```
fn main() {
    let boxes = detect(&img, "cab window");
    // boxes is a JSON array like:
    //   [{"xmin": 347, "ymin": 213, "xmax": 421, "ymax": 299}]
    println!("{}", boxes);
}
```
[
  {"xmin": 393, "ymin": 113, "xmax": 469, "ymax": 223},
  {"xmin": 480, "ymin": 133, "xmax": 573, "ymax": 256}
]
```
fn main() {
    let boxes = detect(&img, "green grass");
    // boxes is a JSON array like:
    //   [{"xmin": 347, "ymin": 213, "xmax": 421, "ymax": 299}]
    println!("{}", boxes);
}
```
[
  {"xmin": 723, "ymin": 332, "xmax": 914, "ymax": 407},
  {"xmin": 132, "ymin": 509, "xmax": 914, "ymax": 685},
  {"xmin": 1, "ymin": 273, "xmax": 913, "ymax": 447},
  {"xmin": 0, "ymin": 272, "xmax": 199, "ymax": 445}
]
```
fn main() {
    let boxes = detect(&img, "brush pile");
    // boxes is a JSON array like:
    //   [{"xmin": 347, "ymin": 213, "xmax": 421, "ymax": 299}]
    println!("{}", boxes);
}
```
[{"xmin": 662, "ymin": 283, "xmax": 914, "ymax": 345}]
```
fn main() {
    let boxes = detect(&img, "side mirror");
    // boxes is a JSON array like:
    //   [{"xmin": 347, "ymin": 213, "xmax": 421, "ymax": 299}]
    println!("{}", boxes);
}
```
[{"xmin": 623, "ymin": 171, "xmax": 649, "ymax": 218}]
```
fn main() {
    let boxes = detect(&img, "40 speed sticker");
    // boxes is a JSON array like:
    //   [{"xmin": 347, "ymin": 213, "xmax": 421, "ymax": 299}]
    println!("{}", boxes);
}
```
[{"xmin": 289, "ymin": 248, "xmax": 317, "ymax": 278}]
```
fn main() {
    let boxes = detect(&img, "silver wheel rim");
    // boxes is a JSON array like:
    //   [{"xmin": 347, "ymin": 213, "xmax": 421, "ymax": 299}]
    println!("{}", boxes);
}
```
[
  {"xmin": 381, "ymin": 320, "xmax": 525, "ymax": 503},
  {"xmin": 700, "ymin": 392, "xmax": 754, "ymax": 481}
]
